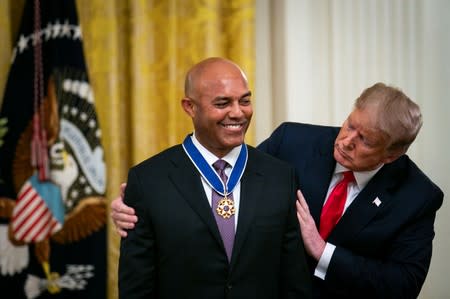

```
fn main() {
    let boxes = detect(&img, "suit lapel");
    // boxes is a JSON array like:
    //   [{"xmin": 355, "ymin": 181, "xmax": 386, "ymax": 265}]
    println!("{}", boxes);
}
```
[
  {"xmin": 168, "ymin": 148, "xmax": 224, "ymax": 249},
  {"xmin": 302, "ymin": 132, "xmax": 337, "ymax": 226},
  {"xmin": 328, "ymin": 157, "xmax": 405, "ymax": 243},
  {"xmin": 229, "ymin": 149, "xmax": 263, "ymax": 268}
]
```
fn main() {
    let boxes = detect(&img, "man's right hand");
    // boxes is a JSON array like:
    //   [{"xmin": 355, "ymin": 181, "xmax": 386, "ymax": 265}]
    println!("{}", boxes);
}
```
[{"xmin": 111, "ymin": 183, "xmax": 138, "ymax": 237}]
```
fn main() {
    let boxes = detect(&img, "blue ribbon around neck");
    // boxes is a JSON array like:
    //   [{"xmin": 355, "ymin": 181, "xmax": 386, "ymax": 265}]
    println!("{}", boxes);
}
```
[{"xmin": 182, "ymin": 135, "xmax": 247, "ymax": 196}]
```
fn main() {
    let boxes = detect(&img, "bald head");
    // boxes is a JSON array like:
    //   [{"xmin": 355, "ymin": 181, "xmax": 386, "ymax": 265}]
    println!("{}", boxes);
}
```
[
  {"xmin": 180, "ymin": 57, "xmax": 252, "ymax": 157},
  {"xmin": 184, "ymin": 57, "xmax": 249, "ymax": 98}
]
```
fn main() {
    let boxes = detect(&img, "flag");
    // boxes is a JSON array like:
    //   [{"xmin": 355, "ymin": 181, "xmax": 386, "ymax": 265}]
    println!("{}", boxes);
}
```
[
  {"xmin": 0, "ymin": 1, "xmax": 107, "ymax": 298},
  {"xmin": 11, "ymin": 174, "xmax": 64, "ymax": 243}
]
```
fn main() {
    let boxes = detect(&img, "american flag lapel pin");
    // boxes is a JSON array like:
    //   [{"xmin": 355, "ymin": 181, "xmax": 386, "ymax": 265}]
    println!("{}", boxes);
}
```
[{"xmin": 372, "ymin": 197, "xmax": 382, "ymax": 207}]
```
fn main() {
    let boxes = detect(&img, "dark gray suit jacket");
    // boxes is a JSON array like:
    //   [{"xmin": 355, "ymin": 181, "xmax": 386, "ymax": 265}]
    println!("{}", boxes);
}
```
[
  {"xmin": 258, "ymin": 122, "xmax": 443, "ymax": 299},
  {"xmin": 119, "ymin": 143, "xmax": 312, "ymax": 299}
]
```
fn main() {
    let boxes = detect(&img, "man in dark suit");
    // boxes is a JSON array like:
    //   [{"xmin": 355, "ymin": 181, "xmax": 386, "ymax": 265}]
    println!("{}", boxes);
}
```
[
  {"xmin": 118, "ymin": 57, "xmax": 312, "ymax": 299},
  {"xmin": 114, "ymin": 82, "xmax": 443, "ymax": 298},
  {"xmin": 258, "ymin": 83, "xmax": 443, "ymax": 298}
]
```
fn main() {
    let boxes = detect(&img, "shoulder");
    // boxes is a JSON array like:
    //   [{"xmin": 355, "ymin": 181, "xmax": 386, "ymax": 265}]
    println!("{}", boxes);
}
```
[
  {"xmin": 386, "ymin": 155, "xmax": 443, "ymax": 208},
  {"xmin": 130, "ymin": 144, "xmax": 184, "ymax": 174},
  {"xmin": 259, "ymin": 122, "xmax": 339, "ymax": 149},
  {"xmin": 274, "ymin": 121, "xmax": 340, "ymax": 136},
  {"xmin": 257, "ymin": 122, "xmax": 339, "ymax": 158},
  {"xmin": 246, "ymin": 145, "xmax": 294, "ymax": 172},
  {"xmin": 392, "ymin": 155, "xmax": 441, "ymax": 190}
]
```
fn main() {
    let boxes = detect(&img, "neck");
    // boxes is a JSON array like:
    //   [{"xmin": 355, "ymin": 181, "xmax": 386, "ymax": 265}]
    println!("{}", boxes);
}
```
[{"xmin": 193, "ymin": 133, "xmax": 238, "ymax": 158}]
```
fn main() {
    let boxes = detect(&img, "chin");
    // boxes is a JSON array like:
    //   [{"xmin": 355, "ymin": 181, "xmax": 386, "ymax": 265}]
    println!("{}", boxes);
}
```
[
  {"xmin": 230, "ymin": 139, "xmax": 245, "ymax": 147},
  {"xmin": 334, "ymin": 151, "xmax": 352, "ymax": 169},
  {"xmin": 226, "ymin": 133, "xmax": 245, "ymax": 142},
  {"xmin": 224, "ymin": 139, "xmax": 244, "ymax": 149}
]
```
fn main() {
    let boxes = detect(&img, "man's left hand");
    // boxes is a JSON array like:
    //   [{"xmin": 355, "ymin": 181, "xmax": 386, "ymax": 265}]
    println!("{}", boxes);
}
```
[{"xmin": 296, "ymin": 189, "xmax": 326, "ymax": 261}]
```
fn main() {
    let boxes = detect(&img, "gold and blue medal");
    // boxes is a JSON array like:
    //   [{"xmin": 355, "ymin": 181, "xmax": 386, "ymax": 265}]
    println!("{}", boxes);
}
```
[
  {"xmin": 216, "ymin": 194, "xmax": 235, "ymax": 219},
  {"xmin": 182, "ymin": 135, "xmax": 248, "ymax": 219}
]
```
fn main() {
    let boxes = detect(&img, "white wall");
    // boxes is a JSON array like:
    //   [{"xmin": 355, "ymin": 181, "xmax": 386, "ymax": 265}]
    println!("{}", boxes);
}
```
[
  {"xmin": 418, "ymin": 1, "xmax": 450, "ymax": 297},
  {"xmin": 255, "ymin": 0, "xmax": 450, "ymax": 298}
]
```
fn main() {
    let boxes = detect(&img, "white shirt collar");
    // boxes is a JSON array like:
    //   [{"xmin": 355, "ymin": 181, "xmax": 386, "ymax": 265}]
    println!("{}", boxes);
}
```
[
  {"xmin": 334, "ymin": 163, "xmax": 383, "ymax": 190},
  {"xmin": 191, "ymin": 133, "xmax": 241, "ymax": 168}
]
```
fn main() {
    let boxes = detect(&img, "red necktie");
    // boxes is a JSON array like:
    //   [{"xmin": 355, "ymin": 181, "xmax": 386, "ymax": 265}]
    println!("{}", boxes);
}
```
[{"xmin": 319, "ymin": 171, "xmax": 355, "ymax": 240}]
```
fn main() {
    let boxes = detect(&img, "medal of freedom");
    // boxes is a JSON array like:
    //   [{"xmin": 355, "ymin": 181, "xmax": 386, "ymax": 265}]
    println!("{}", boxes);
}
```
[
  {"xmin": 182, "ymin": 135, "xmax": 247, "ymax": 220},
  {"xmin": 216, "ymin": 197, "xmax": 235, "ymax": 219}
]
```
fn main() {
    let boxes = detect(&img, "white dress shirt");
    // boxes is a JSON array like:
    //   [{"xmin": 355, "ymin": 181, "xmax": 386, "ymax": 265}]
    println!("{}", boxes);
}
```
[{"xmin": 314, "ymin": 163, "xmax": 382, "ymax": 279}]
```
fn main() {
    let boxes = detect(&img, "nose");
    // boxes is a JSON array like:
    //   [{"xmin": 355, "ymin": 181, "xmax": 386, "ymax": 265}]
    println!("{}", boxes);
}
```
[
  {"xmin": 229, "ymin": 101, "xmax": 244, "ymax": 118},
  {"xmin": 342, "ymin": 131, "xmax": 356, "ymax": 150}
]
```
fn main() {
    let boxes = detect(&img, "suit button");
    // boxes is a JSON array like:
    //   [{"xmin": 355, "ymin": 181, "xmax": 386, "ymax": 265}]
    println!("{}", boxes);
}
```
[{"xmin": 226, "ymin": 284, "xmax": 233, "ymax": 290}]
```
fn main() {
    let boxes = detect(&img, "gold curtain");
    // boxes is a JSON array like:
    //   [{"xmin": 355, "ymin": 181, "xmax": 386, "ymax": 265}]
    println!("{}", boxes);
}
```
[{"xmin": 0, "ymin": 1, "xmax": 255, "ymax": 298}]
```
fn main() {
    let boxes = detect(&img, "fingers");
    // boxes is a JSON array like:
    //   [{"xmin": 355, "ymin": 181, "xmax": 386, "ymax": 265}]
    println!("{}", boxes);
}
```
[
  {"xmin": 111, "ymin": 207, "xmax": 136, "ymax": 237},
  {"xmin": 296, "ymin": 189, "xmax": 310, "ymax": 213},
  {"xmin": 111, "ymin": 196, "xmax": 136, "ymax": 216},
  {"xmin": 113, "ymin": 182, "xmax": 135, "ymax": 216},
  {"xmin": 110, "ymin": 199, "xmax": 137, "ymax": 224},
  {"xmin": 296, "ymin": 203, "xmax": 303, "ymax": 226},
  {"xmin": 111, "ymin": 208, "xmax": 137, "ymax": 224},
  {"xmin": 120, "ymin": 182, "xmax": 127, "ymax": 198},
  {"xmin": 115, "ymin": 226, "xmax": 128, "ymax": 238},
  {"xmin": 111, "ymin": 185, "xmax": 137, "ymax": 237},
  {"xmin": 296, "ymin": 191, "xmax": 306, "ymax": 221}
]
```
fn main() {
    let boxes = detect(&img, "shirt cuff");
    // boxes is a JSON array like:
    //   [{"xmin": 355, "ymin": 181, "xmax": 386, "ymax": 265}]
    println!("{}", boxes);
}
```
[{"xmin": 314, "ymin": 242, "xmax": 336, "ymax": 280}]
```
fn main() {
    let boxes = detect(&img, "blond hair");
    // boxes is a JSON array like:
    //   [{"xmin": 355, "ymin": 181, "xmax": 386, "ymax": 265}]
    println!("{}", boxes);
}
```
[{"xmin": 355, "ymin": 82, "xmax": 422, "ymax": 153}]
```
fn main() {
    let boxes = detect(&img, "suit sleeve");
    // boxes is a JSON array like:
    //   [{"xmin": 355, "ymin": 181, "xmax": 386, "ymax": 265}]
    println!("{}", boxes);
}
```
[
  {"xmin": 280, "ymin": 168, "xmax": 312, "ymax": 299},
  {"xmin": 325, "ymin": 187, "xmax": 443, "ymax": 299},
  {"xmin": 257, "ymin": 122, "xmax": 286, "ymax": 155},
  {"xmin": 119, "ymin": 169, "xmax": 156, "ymax": 299}
]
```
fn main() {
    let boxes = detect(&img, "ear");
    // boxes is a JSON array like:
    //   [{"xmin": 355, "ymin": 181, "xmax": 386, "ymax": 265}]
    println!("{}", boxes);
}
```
[
  {"xmin": 181, "ymin": 97, "xmax": 195, "ymax": 117},
  {"xmin": 381, "ymin": 148, "xmax": 405, "ymax": 164}
]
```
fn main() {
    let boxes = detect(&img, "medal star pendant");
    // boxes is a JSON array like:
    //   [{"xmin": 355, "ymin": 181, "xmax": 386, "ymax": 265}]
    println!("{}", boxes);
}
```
[{"xmin": 216, "ymin": 196, "xmax": 235, "ymax": 219}]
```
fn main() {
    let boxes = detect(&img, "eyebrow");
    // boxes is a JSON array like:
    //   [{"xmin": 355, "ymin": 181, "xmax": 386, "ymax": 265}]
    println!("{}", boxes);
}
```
[
  {"xmin": 214, "ymin": 91, "xmax": 252, "ymax": 101},
  {"xmin": 242, "ymin": 91, "xmax": 252, "ymax": 98}
]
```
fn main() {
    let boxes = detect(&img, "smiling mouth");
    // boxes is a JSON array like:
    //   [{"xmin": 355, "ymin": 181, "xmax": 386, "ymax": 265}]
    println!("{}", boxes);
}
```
[{"xmin": 222, "ymin": 123, "xmax": 245, "ymax": 129}]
